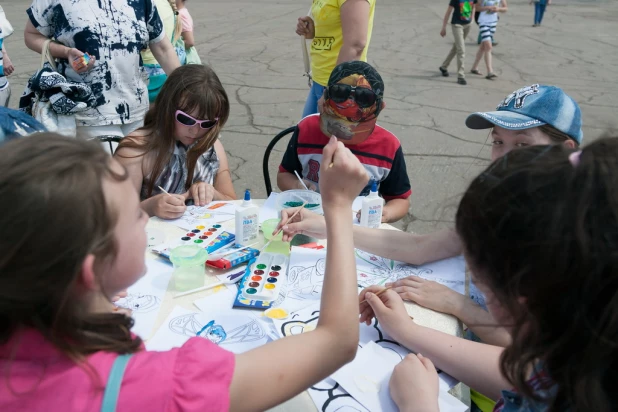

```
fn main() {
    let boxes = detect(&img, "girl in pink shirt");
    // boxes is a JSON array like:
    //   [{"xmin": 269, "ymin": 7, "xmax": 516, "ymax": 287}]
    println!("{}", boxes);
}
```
[
  {"xmin": 0, "ymin": 133, "xmax": 369, "ymax": 411},
  {"xmin": 177, "ymin": 1, "xmax": 195, "ymax": 50}
]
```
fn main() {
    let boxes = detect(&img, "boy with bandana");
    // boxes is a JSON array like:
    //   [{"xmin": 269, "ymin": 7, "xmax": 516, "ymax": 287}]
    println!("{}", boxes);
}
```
[{"xmin": 278, "ymin": 61, "xmax": 411, "ymax": 224}]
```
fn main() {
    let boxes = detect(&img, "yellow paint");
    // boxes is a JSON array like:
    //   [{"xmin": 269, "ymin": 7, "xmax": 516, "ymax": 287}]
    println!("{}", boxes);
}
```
[
  {"xmin": 199, "ymin": 213, "xmax": 213, "ymax": 219},
  {"xmin": 264, "ymin": 308, "xmax": 289, "ymax": 320},
  {"xmin": 264, "ymin": 284, "xmax": 275, "ymax": 290},
  {"xmin": 196, "ymin": 225, "xmax": 206, "ymax": 229}
]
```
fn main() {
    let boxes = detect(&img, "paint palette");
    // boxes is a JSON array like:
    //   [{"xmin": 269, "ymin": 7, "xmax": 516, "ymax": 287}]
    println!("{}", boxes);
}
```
[
  {"xmin": 241, "ymin": 253, "xmax": 288, "ymax": 301},
  {"xmin": 180, "ymin": 224, "xmax": 223, "ymax": 244}
]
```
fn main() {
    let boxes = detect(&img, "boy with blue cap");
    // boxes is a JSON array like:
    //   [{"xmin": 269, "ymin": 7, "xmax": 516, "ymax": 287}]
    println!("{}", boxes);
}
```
[{"xmin": 466, "ymin": 84, "xmax": 581, "ymax": 161}]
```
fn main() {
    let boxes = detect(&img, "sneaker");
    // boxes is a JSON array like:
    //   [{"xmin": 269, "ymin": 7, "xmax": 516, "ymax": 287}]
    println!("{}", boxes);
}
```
[
  {"xmin": 457, "ymin": 77, "xmax": 467, "ymax": 85},
  {"xmin": 439, "ymin": 66, "xmax": 449, "ymax": 77}
]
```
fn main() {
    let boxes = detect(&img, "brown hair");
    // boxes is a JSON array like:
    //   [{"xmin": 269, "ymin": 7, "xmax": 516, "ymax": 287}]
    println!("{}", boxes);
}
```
[
  {"xmin": 0, "ymin": 134, "xmax": 142, "ymax": 363},
  {"xmin": 117, "ymin": 64, "xmax": 229, "ymax": 197},
  {"xmin": 538, "ymin": 124, "xmax": 579, "ymax": 146},
  {"xmin": 456, "ymin": 137, "xmax": 618, "ymax": 411}
]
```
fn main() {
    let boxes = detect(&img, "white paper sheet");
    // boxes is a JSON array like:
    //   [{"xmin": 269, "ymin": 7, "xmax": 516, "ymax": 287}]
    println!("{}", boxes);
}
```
[
  {"xmin": 259, "ymin": 192, "xmax": 280, "ymax": 224},
  {"xmin": 167, "ymin": 201, "xmax": 237, "ymax": 231},
  {"xmin": 193, "ymin": 287, "xmax": 238, "ymax": 313},
  {"xmin": 355, "ymin": 250, "xmax": 466, "ymax": 294},
  {"xmin": 114, "ymin": 258, "xmax": 173, "ymax": 339},
  {"xmin": 147, "ymin": 306, "xmax": 270, "ymax": 353},
  {"xmin": 272, "ymin": 302, "xmax": 460, "ymax": 411},
  {"xmin": 332, "ymin": 342, "xmax": 467, "ymax": 412}
]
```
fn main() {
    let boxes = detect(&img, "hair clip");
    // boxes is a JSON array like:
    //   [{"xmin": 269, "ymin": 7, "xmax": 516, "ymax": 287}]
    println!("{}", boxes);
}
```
[{"xmin": 568, "ymin": 150, "xmax": 582, "ymax": 167}]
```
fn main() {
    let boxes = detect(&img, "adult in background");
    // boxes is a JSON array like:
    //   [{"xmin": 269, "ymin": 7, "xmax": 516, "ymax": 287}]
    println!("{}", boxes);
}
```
[
  {"xmin": 0, "ymin": 5, "xmax": 14, "ymax": 107},
  {"xmin": 438, "ymin": 0, "xmax": 477, "ymax": 85},
  {"xmin": 296, "ymin": 0, "xmax": 376, "ymax": 118},
  {"xmin": 24, "ymin": 0, "xmax": 181, "ymax": 139},
  {"xmin": 469, "ymin": 0, "xmax": 507, "ymax": 80},
  {"xmin": 531, "ymin": 0, "xmax": 551, "ymax": 26}
]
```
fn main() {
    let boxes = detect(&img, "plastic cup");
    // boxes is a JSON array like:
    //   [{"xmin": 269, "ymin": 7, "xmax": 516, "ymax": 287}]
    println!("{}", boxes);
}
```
[
  {"xmin": 169, "ymin": 245, "xmax": 209, "ymax": 292},
  {"xmin": 262, "ymin": 218, "xmax": 284, "ymax": 241}
]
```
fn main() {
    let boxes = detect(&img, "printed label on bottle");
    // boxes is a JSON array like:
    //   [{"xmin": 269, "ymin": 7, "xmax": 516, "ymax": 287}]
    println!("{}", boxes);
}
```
[
  {"xmin": 242, "ymin": 213, "xmax": 258, "ymax": 242},
  {"xmin": 367, "ymin": 205, "xmax": 382, "ymax": 228}
]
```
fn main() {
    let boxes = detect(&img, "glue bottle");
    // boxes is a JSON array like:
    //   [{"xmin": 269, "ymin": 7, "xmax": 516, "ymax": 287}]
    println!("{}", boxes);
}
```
[
  {"xmin": 360, "ymin": 180, "xmax": 384, "ymax": 228},
  {"xmin": 235, "ymin": 189, "xmax": 259, "ymax": 246}
]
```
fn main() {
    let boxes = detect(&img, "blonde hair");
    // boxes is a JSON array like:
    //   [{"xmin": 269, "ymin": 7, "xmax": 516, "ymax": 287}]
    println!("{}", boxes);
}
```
[{"xmin": 168, "ymin": 0, "xmax": 183, "ymax": 41}]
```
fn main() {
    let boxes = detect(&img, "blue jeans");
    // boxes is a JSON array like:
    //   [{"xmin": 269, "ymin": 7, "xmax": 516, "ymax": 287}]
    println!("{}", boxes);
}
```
[
  {"xmin": 302, "ymin": 82, "xmax": 325, "ymax": 118},
  {"xmin": 534, "ymin": 2, "xmax": 547, "ymax": 24}
]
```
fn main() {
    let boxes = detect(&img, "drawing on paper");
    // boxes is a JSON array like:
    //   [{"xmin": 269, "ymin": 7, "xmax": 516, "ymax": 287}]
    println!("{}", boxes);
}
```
[
  {"xmin": 356, "ymin": 250, "xmax": 466, "ymax": 293},
  {"xmin": 355, "ymin": 250, "xmax": 426, "ymax": 288},
  {"xmin": 115, "ymin": 293, "xmax": 161, "ymax": 313},
  {"xmin": 272, "ymin": 257, "xmax": 326, "ymax": 308},
  {"xmin": 168, "ymin": 313, "xmax": 267, "ymax": 346},
  {"xmin": 279, "ymin": 310, "xmax": 320, "ymax": 337},
  {"xmin": 310, "ymin": 379, "xmax": 368, "ymax": 412}
]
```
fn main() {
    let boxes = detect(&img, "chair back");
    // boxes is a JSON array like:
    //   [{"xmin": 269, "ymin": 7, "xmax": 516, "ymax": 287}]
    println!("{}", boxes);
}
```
[{"xmin": 262, "ymin": 126, "xmax": 296, "ymax": 196}]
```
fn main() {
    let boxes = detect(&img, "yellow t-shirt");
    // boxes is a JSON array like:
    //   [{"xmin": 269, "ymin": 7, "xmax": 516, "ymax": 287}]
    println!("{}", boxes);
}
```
[
  {"xmin": 141, "ymin": 0, "xmax": 175, "ymax": 65},
  {"xmin": 310, "ymin": 0, "xmax": 376, "ymax": 86}
]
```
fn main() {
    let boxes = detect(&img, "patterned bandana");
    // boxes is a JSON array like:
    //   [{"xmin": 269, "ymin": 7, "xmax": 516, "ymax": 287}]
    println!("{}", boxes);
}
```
[{"xmin": 320, "ymin": 61, "xmax": 384, "ymax": 144}]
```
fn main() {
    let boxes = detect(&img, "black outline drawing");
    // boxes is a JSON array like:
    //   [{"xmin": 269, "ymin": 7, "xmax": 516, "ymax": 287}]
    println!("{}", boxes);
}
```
[
  {"xmin": 115, "ymin": 293, "xmax": 161, "ymax": 313},
  {"xmin": 169, "ymin": 313, "xmax": 267, "ymax": 347}
]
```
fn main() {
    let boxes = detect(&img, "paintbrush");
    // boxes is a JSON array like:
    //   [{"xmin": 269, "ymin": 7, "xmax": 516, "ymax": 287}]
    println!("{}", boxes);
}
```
[
  {"xmin": 294, "ymin": 170, "xmax": 309, "ymax": 190},
  {"xmin": 158, "ymin": 185, "xmax": 171, "ymax": 196},
  {"xmin": 173, "ymin": 281, "xmax": 224, "ymax": 298},
  {"xmin": 262, "ymin": 201, "xmax": 307, "ymax": 251},
  {"xmin": 359, "ymin": 286, "xmax": 392, "ymax": 305}
]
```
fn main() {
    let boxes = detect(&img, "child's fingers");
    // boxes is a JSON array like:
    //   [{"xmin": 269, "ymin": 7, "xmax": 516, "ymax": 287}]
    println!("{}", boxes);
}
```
[
  {"xmin": 197, "ymin": 184, "xmax": 207, "ymax": 205},
  {"xmin": 418, "ymin": 354, "xmax": 437, "ymax": 374},
  {"xmin": 167, "ymin": 194, "xmax": 186, "ymax": 206},
  {"xmin": 321, "ymin": 135, "xmax": 338, "ymax": 168}
]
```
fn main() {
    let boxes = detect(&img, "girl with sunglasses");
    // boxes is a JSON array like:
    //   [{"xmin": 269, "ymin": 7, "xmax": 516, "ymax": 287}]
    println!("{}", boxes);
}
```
[{"xmin": 115, "ymin": 64, "xmax": 236, "ymax": 220}]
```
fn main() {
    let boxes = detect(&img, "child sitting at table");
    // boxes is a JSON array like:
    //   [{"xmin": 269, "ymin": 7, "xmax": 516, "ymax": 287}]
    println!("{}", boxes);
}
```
[
  {"xmin": 0, "ymin": 133, "xmax": 369, "ymax": 411},
  {"xmin": 115, "ymin": 64, "xmax": 236, "ymax": 220},
  {"xmin": 363, "ymin": 137, "xmax": 618, "ymax": 411},
  {"xmin": 277, "ymin": 61, "xmax": 412, "ymax": 224}
]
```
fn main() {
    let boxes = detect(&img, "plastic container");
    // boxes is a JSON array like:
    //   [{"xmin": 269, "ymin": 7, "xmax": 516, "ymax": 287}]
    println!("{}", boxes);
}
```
[
  {"xmin": 276, "ymin": 190, "xmax": 323, "ymax": 215},
  {"xmin": 169, "ymin": 245, "xmax": 209, "ymax": 291},
  {"xmin": 360, "ymin": 180, "xmax": 384, "ymax": 228},
  {"xmin": 235, "ymin": 189, "xmax": 260, "ymax": 246},
  {"xmin": 261, "ymin": 218, "xmax": 289, "ymax": 255}
]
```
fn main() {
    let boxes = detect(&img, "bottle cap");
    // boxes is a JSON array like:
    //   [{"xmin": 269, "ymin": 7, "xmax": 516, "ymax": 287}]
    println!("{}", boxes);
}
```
[
  {"xmin": 244, "ymin": 189, "xmax": 251, "ymax": 201},
  {"xmin": 371, "ymin": 180, "xmax": 378, "ymax": 193}
]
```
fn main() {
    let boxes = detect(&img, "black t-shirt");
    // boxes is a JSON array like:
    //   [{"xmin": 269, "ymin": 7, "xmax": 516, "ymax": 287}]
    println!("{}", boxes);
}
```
[{"xmin": 450, "ymin": 0, "xmax": 476, "ymax": 25}]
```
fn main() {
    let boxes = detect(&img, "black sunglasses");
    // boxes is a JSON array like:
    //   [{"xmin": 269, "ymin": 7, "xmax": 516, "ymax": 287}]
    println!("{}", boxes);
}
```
[{"xmin": 326, "ymin": 84, "xmax": 378, "ymax": 108}]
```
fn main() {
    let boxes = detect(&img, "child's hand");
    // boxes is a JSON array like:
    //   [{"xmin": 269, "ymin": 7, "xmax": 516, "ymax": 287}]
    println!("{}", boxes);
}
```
[
  {"xmin": 296, "ymin": 16, "xmax": 315, "ymax": 39},
  {"xmin": 276, "ymin": 207, "xmax": 327, "ymax": 241},
  {"xmin": 2, "ymin": 54, "xmax": 14, "ymax": 76},
  {"xmin": 296, "ymin": 178, "xmax": 317, "ymax": 191},
  {"xmin": 153, "ymin": 193, "xmax": 186, "ymax": 219},
  {"xmin": 440, "ymin": 27, "xmax": 447, "ymax": 37},
  {"xmin": 386, "ymin": 277, "xmax": 467, "ymax": 317},
  {"xmin": 358, "ymin": 287, "xmax": 413, "ymax": 340},
  {"xmin": 390, "ymin": 354, "xmax": 439, "ymax": 412},
  {"xmin": 184, "ymin": 182, "xmax": 215, "ymax": 206},
  {"xmin": 320, "ymin": 136, "xmax": 369, "ymax": 209}
]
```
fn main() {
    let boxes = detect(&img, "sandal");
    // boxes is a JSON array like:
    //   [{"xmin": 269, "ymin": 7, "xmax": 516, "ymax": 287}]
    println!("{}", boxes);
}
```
[
  {"xmin": 470, "ymin": 69, "xmax": 482, "ymax": 75},
  {"xmin": 486, "ymin": 73, "xmax": 498, "ymax": 80}
]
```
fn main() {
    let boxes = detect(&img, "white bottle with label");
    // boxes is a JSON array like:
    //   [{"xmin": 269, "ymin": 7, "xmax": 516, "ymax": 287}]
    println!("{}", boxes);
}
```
[
  {"xmin": 360, "ymin": 181, "xmax": 384, "ymax": 228},
  {"xmin": 235, "ymin": 189, "xmax": 259, "ymax": 246}
]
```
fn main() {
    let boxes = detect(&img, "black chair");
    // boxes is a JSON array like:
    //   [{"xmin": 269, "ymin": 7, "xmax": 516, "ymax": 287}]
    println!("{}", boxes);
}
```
[
  {"xmin": 262, "ymin": 126, "xmax": 296, "ymax": 196},
  {"xmin": 96, "ymin": 135, "xmax": 122, "ymax": 154}
]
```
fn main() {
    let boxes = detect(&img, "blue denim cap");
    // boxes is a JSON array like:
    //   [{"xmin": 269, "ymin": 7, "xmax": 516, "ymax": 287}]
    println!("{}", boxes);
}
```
[{"xmin": 465, "ymin": 84, "xmax": 583, "ymax": 144}]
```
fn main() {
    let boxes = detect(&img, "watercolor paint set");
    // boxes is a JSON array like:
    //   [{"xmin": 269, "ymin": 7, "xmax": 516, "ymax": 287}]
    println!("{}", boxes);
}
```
[
  {"xmin": 241, "ymin": 252, "xmax": 288, "ymax": 301},
  {"xmin": 151, "ymin": 229, "xmax": 236, "ymax": 261}
]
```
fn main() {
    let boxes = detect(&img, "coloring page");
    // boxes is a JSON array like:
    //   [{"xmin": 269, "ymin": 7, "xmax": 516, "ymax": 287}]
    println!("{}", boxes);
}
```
[
  {"xmin": 272, "ymin": 302, "xmax": 459, "ymax": 411},
  {"xmin": 355, "ymin": 250, "xmax": 466, "ymax": 294},
  {"xmin": 115, "ymin": 258, "xmax": 173, "ymax": 339},
  {"xmin": 147, "ymin": 306, "xmax": 270, "ymax": 353},
  {"xmin": 167, "ymin": 201, "xmax": 237, "ymax": 231},
  {"xmin": 271, "ymin": 247, "xmax": 327, "ymax": 313},
  {"xmin": 193, "ymin": 287, "xmax": 238, "ymax": 313}
]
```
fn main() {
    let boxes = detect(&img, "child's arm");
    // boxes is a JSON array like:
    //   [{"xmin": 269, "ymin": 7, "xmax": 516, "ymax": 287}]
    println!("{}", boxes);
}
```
[
  {"xmin": 114, "ymin": 138, "xmax": 186, "ymax": 219},
  {"xmin": 382, "ymin": 197, "xmax": 410, "ymax": 223},
  {"xmin": 182, "ymin": 30, "xmax": 195, "ymax": 48},
  {"xmin": 229, "ymin": 136, "xmax": 369, "ymax": 411},
  {"xmin": 498, "ymin": 0, "xmax": 508, "ymax": 12},
  {"xmin": 441, "ymin": 5, "xmax": 454, "ymax": 37},
  {"xmin": 360, "ymin": 289, "xmax": 510, "ymax": 400},
  {"xmin": 386, "ymin": 278, "xmax": 511, "ymax": 347},
  {"xmin": 1, "ymin": 43, "xmax": 14, "ymax": 75}
]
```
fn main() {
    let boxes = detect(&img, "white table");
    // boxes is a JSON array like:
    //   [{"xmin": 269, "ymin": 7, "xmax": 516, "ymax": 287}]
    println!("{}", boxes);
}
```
[{"xmin": 145, "ymin": 199, "xmax": 468, "ymax": 411}]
